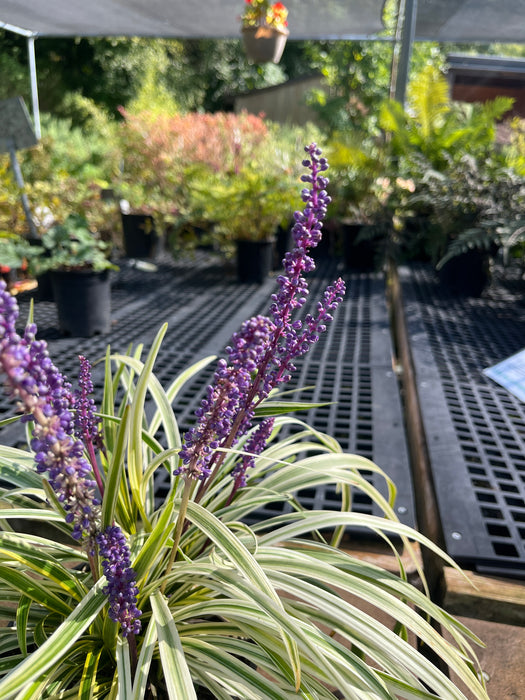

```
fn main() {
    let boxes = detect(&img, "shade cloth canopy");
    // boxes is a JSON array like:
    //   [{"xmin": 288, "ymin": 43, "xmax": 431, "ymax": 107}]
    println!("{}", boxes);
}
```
[
  {"xmin": 1, "ymin": 0, "xmax": 525, "ymax": 42},
  {"xmin": 415, "ymin": 0, "xmax": 525, "ymax": 43},
  {"xmin": 0, "ymin": 0, "xmax": 386, "ymax": 40}
]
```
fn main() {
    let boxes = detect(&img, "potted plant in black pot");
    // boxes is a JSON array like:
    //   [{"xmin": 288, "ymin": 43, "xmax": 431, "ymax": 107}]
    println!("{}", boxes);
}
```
[
  {"xmin": 117, "ymin": 183, "xmax": 162, "ymax": 260},
  {"xmin": 436, "ymin": 156, "xmax": 525, "ymax": 294},
  {"xmin": 191, "ymin": 166, "xmax": 297, "ymax": 283},
  {"xmin": 412, "ymin": 154, "xmax": 525, "ymax": 296},
  {"xmin": 28, "ymin": 214, "xmax": 118, "ymax": 336},
  {"xmin": 326, "ymin": 134, "xmax": 396, "ymax": 271}
]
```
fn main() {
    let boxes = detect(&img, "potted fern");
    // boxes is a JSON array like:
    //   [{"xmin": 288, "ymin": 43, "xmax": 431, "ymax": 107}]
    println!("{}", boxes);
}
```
[
  {"xmin": 434, "ymin": 156, "xmax": 525, "ymax": 294},
  {"xmin": 378, "ymin": 63, "xmax": 517, "ymax": 288},
  {"xmin": 405, "ymin": 154, "xmax": 525, "ymax": 295}
]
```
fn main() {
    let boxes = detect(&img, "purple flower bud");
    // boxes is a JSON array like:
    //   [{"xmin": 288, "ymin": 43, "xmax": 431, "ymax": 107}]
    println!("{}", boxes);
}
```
[
  {"xmin": 232, "ymin": 418, "xmax": 275, "ymax": 491},
  {"xmin": 74, "ymin": 355, "xmax": 103, "ymax": 449}
]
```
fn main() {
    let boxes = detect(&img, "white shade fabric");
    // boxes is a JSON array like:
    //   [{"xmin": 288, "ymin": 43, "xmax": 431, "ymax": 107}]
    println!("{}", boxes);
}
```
[
  {"xmin": 0, "ymin": 0, "xmax": 386, "ymax": 39},
  {"xmin": 2, "ymin": 0, "xmax": 525, "ymax": 42}
]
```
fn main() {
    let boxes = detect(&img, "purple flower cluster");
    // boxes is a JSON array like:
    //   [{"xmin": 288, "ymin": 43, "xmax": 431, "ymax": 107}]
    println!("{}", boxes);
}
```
[
  {"xmin": 231, "ymin": 417, "xmax": 275, "ymax": 492},
  {"xmin": 177, "ymin": 144, "xmax": 346, "ymax": 482},
  {"xmin": 97, "ymin": 526, "xmax": 142, "ymax": 637},
  {"xmin": 178, "ymin": 314, "xmax": 274, "ymax": 480},
  {"xmin": 0, "ymin": 281, "xmax": 141, "ymax": 637}
]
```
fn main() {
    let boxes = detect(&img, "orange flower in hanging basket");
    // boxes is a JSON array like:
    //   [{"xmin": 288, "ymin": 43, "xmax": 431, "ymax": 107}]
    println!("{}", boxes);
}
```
[{"xmin": 240, "ymin": 0, "xmax": 289, "ymax": 63}]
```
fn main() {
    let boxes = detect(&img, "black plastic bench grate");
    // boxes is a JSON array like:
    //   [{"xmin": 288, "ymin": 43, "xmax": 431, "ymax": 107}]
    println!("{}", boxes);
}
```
[{"xmin": 400, "ymin": 263, "xmax": 525, "ymax": 576}]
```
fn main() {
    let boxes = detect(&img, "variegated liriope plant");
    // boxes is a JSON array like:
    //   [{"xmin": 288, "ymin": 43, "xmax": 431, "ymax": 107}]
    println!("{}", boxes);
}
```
[{"xmin": 0, "ymin": 145, "xmax": 488, "ymax": 700}]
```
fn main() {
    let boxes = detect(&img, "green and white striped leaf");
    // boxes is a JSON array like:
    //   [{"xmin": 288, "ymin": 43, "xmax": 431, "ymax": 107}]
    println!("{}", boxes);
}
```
[
  {"xmin": 254, "ymin": 399, "xmax": 333, "ymax": 416},
  {"xmin": 184, "ymin": 501, "xmax": 301, "ymax": 690},
  {"xmin": 0, "ymin": 565, "xmax": 73, "ymax": 617},
  {"xmin": 132, "ymin": 497, "xmax": 175, "ymax": 582},
  {"xmin": 116, "ymin": 637, "xmax": 133, "ymax": 700},
  {"xmin": 15, "ymin": 596, "xmax": 31, "ymax": 657},
  {"xmin": 0, "ymin": 534, "xmax": 88, "ymax": 600},
  {"xmin": 132, "ymin": 615, "xmax": 158, "ymax": 700},
  {"xmin": 151, "ymin": 591, "xmax": 197, "ymax": 699},
  {"xmin": 114, "ymin": 324, "xmax": 168, "ymax": 528},
  {"xmin": 101, "ymin": 403, "xmax": 131, "ymax": 530},
  {"xmin": 79, "ymin": 647, "xmax": 103, "ymax": 700},
  {"xmin": 148, "ymin": 354, "xmax": 215, "ymax": 441}
]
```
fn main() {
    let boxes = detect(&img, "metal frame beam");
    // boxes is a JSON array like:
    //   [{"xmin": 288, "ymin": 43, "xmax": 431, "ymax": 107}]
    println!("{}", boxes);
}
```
[{"xmin": 0, "ymin": 22, "xmax": 41, "ymax": 140}]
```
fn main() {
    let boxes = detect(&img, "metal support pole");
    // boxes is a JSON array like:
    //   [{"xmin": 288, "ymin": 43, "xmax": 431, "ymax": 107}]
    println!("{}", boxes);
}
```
[
  {"xmin": 8, "ymin": 141, "xmax": 38, "ymax": 239},
  {"xmin": 27, "ymin": 35, "xmax": 41, "ymax": 140},
  {"xmin": 391, "ymin": 0, "xmax": 418, "ymax": 106}
]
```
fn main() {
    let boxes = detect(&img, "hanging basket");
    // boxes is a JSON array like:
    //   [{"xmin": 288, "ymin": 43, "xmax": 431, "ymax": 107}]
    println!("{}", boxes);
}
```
[{"xmin": 241, "ymin": 25, "xmax": 289, "ymax": 64}]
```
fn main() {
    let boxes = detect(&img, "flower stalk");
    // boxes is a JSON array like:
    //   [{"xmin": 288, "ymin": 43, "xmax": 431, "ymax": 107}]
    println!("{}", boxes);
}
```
[
  {"xmin": 161, "ymin": 478, "xmax": 195, "ymax": 593},
  {"xmin": 178, "ymin": 144, "xmax": 345, "ymax": 507}
]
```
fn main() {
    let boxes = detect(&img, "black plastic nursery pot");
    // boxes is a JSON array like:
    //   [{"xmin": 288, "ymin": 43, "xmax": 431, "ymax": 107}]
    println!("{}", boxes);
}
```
[
  {"xmin": 313, "ymin": 219, "xmax": 339, "ymax": 261},
  {"xmin": 274, "ymin": 224, "xmax": 293, "ymax": 269},
  {"xmin": 236, "ymin": 239, "xmax": 274, "ymax": 284},
  {"xmin": 437, "ymin": 249, "xmax": 492, "ymax": 297},
  {"xmin": 36, "ymin": 272, "xmax": 54, "ymax": 302},
  {"xmin": 121, "ymin": 213, "xmax": 159, "ymax": 259},
  {"xmin": 27, "ymin": 239, "xmax": 54, "ymax": 301},
  {"xmin": 341, "ymin": 221, "xmax": 379, "ymax": 271},
  {"xmin": 399, "ymin": 215, "xmax": 433, "ymax": 263},
  {"xmin": 50, "ymin": 269, "xmax": 111, "ymax": 337}
]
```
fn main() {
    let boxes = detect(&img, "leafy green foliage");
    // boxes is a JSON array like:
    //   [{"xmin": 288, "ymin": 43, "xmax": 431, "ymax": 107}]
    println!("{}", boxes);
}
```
[
  {"xmin": 380, "ymin": 64, "xmax": 514, "ymax": 170},
  {"xmin": 0, "ymin": 159, "xmax": 28, "ymax": 239},
  {"xmin": 435, "ymin": 157, "xmax": 525, "ymax": 268},
  {"xmin": 26, "ymin": 213, "xmax": 117, "ymax": 274},
  {"xmin": 184, "ymin": 165, "xmax": 298, "ymax": 249},
  {"xmin": 325, "ymin": 131, "xmax": 391, "ymax": 221},
  {"xmin": 0, "ymin": 111, "xmax": 120, "ymax": 248},
  {"xmin": 400, "ymin": 151, "xmax": 525, "ymax": 267},
  {"xmin": 305, "ymin": 39, "xmax": 394, "ymax": 135},
  {"xmin": 21, "ymin": 112, "xmax": 120, "ymax": 186},
  {"xmin": 0, "ymin": 32, "xmax": 292, "ymax": 120},
  {"xmin": 118, "ymin": 109, "xmax": 319, "ymax": 255},
  {"xmin": 0, "ymin": 233, "xmax": 34, "ymax": 271},
  {"xmin": 0, "ymin": 49, "xmax": 29, "ymax": 104}
]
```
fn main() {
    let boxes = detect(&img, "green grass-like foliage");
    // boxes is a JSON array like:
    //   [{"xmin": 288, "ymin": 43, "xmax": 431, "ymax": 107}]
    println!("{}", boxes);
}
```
[{"xmin": 0, "ymin": 323, "xmax": 490, "ymax": 699}]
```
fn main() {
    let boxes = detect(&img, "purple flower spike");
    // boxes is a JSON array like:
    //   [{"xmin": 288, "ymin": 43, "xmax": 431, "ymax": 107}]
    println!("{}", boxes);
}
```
[
  {"xmin": 74, "ymin": 355, "xmax": 103, "ymax": 449},
  {"xmin": 177, "ymin": 144, "xmax": 346, "ymax": 483},
  {"xmin": 96, "ymin": 525, "xmax": 142, "ymax": 637},
  {"xmin": 0, "ymin": 281, "xmax": 100, "ymax": 551}
]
